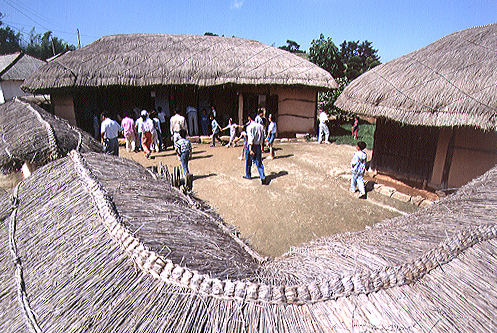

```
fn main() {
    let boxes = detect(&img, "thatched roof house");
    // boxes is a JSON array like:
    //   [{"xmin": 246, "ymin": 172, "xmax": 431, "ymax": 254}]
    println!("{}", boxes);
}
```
[
  {"xmin": 1, "ymin": 149, "xmax": 497, "ymax": 331},
  {"xmin": 22, "ymin": 34, "xmax": 337, "ymax": 137},
  {"xmin": 0, "ymin": 52, "xmax": 45, "ymax": 104},
  {"xmin": 0, "ymin": 98, "xmax": 101, "ymax": 178},
  {"xmin": 335, "ymin": 23, "xmax": 497, "ymax": 189}
]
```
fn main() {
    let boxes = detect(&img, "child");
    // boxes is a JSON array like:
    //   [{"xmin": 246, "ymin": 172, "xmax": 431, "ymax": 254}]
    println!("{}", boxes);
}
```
[
  {"xmin": 210, "ymin": 114, "xmax": 222, "ymax": 147},
  {"xmin": 236, "ymin": 131, "xmax": 248, "ymax": 160},
  {"xmin": 175, "ymin": 129, "xmax": 192, "ymax": 175},
  {"xmin": 265, "ymin": 114, "xmax": 277, "ymax": 159},
  {"xmin": 352, "ymin": 117, "xmax": 359, "ymax": 139},
  {"xmin": 222, "ymin": 118, "xmax": 242, "ymax": 147},
  {"xmin": 351, "ymin": 141, "xmax": 367, "ymax": 198}
]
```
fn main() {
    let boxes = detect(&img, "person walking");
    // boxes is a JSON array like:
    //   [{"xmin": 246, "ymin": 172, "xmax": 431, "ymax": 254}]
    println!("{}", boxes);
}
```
[
  {"xmin": 170, "ymin": 108, "xmax": 187, "ymax": 146},
  {"xmin": 100, "ymin": 111, "xmax": 122, "ymax": 156},
  {"xmin": 151, "ymin": 111, "xmax": 162, "ymax": 152},
  {"xmin": 210, "ymin": 114, "xmax": 222, "ymax": 147},
  {"xmin": 222, "ymin": 118, "xmax": 242, "ymax": 147},
  {"xmin": 244, "ymin": 112, "xmax": 267, "ymax": 185},
  {"xmin": 140, "ymin": 110, "xmax": 155, "ymax": 158},
  {"xmin": 266, "ymin": 114, "xmax": 277, "ymax": 159},
  {"xmin": 318, "ymin": 110, "xmax": 331, "ymax": 144},
  {"xmin": 121, "ymin": 112, "xmax": 136, "ymax": 152},
  {"xmin": 175, "ymin": 128, "xmax": 192, "ymax": 175},
  {"xmin": 351, "ymin": 141, "xmax": 367, "ymax": 199}
]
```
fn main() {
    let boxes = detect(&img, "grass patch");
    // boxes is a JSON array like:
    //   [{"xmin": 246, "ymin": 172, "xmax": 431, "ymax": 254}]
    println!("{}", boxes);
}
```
[{"xmin": 328, "ymin": 119, "xmax": 375, "ymax": 148}]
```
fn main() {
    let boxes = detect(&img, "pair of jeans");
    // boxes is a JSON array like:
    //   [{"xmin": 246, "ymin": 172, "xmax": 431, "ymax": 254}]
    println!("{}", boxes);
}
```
[
  {"xmin": 318, "ymin": 123, "xmax": 329, "ymax": 143},
  {"xmin": 180, "ymin": 151, "xmax": 190, "ymax": 175},
  {"xmin": 351, "ymin": 172, "xmax": 365, "ymax": 195},
  {"xmin": 245, "ymin": 144, "xmax": 265, "ymax": 181}
]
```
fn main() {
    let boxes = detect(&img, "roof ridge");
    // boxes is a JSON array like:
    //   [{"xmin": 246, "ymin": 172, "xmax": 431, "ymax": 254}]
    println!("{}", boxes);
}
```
[{"xmin": 68, "ymin": 150, "xmax": 497, "ymax": 305}]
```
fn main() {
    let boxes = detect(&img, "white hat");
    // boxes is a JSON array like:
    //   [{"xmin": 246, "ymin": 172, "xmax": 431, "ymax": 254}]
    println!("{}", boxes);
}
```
[{"xmin": 141, "ymin": 110, "xmax": 148, "ymax": 116}]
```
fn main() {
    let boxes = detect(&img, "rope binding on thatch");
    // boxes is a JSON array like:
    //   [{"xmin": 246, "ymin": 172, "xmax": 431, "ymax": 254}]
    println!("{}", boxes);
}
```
[
  {"xmin": 9, "ymin": 182, "xmax": 43, "ymax": 333},
  {"xmin": 67, "ymin": 150, "xmax": 497, "ymax": 305},
  {"xmin": 19, "ymin": 98, "xmax": 61, "ymax": 162}
]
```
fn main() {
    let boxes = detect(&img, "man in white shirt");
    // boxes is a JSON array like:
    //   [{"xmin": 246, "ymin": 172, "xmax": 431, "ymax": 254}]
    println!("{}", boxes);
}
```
[
  {"xmin": 245, "ymin": 112, "xmax": 267, "ymax": 185},
  {"xmin": 318, "ymin": 110, "xmax": 331, "ymax": 144},
  {"xmin": 170, "ymin": 109, "xmax": 187, "ymax": 145},
  {"xmin": 100, "ymin": 111, "xmax": 122, "ymax": 156}
]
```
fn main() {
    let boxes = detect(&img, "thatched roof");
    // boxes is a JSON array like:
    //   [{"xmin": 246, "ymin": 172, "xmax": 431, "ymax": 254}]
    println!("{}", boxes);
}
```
[
  {"xmin": 21, "ymin": 33, "xmax": 337, "ymax": 94},
  {"xmin": 335, "ymin": 23, "xmax": 497, "ymax": 131},
  {"xmin": 1, "ymin": 148, "xmax": 497, "ymax": 331},
  {"xmin": 0, "ymin": 98, "xmax": 102, "ymax": 173},
  {"xmin": 0, "ymin": 53, "xmax": 45, "ymax": 81}
]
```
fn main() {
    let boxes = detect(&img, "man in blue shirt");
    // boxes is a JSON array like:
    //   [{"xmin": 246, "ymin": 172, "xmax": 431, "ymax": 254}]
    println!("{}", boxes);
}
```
[{"xmin": 245, "ymin": 112, "xmax": 267, "ymax": 185}]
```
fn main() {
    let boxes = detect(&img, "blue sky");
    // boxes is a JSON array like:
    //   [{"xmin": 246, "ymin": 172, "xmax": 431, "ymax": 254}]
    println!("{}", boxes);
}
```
[{"xmin": 2, "ymin": 0, "xmax": 496, "ymax": 63}]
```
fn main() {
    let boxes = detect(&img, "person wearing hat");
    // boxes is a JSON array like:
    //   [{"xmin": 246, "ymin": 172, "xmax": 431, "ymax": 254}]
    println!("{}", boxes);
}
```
[{"xmin": 100, "ymin": 111, "xmax": 122, "ymax": 156}]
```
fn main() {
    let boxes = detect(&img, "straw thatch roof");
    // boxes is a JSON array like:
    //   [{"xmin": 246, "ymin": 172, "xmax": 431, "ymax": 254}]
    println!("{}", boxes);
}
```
[
  {"xmin": 0, "ymin": 53, "xmax": 45, "ymax": 81},
  {"xmin": 0, "ymin": 98, "xmax": 102, "ymax": 173},
  {"xmin": 335, "ymin": 23, "xmax": 497, "ymax": 131},
  {"xmin": 1, "ymin": 147, "xmax": 497, "ymax": 331},
  {"xmin": 21, "ymin": 33, "xmax": 337, "ymax": 94}
]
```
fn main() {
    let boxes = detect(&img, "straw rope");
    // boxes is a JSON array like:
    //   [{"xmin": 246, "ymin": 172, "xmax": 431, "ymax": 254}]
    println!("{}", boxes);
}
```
[
  {"xmin": 68, "ymin": 150, "xmax": 497, "ymax": 305},
  {"xmin": 8, "ymin": 183, "xmax": 43, "ymax": 333},
  {"xmin": 21, "ymin": 99, "xmax": 60, "ymax": 162}
]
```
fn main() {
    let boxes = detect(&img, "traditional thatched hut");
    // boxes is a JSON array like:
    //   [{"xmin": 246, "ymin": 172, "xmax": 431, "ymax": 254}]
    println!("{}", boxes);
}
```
[
  {"xmin": 1, "ymin": 148, "xmax": 497, "ymax": 332},
  {"xmin": 0, "ymin": 52, "xmax": 45, "ymax": 104},
  {"xmin": 21, "ymin": 34, "xmax": 337, "ymax": 137},
  {"xmin": 335, "ymin": 23, "xmax": 497, "ymax": 190},
  {"xmin": 0, "ymin": 98, "xmax": 102, "ymax": 181}
]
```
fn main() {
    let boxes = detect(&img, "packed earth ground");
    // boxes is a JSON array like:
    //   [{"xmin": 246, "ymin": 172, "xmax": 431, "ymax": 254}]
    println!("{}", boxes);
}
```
[{"xmin": 120, "ymin": 138, "xmax": 430, "ymax": 258}]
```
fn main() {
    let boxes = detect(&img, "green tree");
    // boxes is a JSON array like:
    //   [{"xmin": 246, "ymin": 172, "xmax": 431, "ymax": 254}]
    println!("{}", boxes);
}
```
[
  {"xmin": 339, "ymin": 40, "xmax": 381, "ymax": 80},
  {"xmin": 308, "ymin": 34, "xmax": 345, "ymax": 78},
  {"xmin": 279, "ymin": 40, "xmax": 305, "ymax": 54},
  {"xmin": 0, "ymin": 13, "xmax": 23, "ymax": 54},
  {"xmin": 25, "ymin": 29, "xmax": 75, "ymax": 60}
]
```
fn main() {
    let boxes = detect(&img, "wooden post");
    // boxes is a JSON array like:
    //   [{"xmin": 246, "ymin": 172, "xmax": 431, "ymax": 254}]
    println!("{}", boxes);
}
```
[{"xmin": 441, "ymin": 128, "xmax": 456, "ymax": 189}]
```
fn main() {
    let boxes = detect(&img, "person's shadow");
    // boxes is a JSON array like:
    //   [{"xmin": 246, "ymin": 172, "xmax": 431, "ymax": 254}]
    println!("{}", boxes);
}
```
[
  {"xmin": 193, "ymin": 173, "xmax": 217, "ymax": 181},
  {"xmin": 265, "ymin": 170, "xmax": 289, "ymax": 184}
]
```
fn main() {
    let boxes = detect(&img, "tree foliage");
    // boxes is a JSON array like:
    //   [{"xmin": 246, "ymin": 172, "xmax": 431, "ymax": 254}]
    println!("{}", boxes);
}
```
[
  {"xmin": 308, "ymin": 34, "xmax": 345, "ymax": 78},
  {"xmin": 308, "ymin": 34, "xmax": 381, "ymax": 117},
  {"xmin": 25, "ymin": 29, "xmax": 75, "ymax": 60},
  {"xmin": 339, "ymin": 40, "xmax": 381, "ymax": 80},
  {"xmin": 0, "ymin": 14, "xmax": 22, "ymax": 54},
  {"xmin": 279, "ymin": 40, "xmax": 305, "ymax": 54},
  {"xmin": 0, "ymin": 13, "xmax": 75, "ymax": 60}
]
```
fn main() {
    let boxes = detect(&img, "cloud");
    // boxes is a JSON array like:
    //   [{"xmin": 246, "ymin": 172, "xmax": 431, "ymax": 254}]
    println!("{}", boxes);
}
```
[{"xmin": 231, "ymin": 0, "xmax": 244, "ymax": 9}]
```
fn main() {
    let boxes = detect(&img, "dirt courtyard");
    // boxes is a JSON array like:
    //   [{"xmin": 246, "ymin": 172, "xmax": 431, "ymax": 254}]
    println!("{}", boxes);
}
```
[{"xmin": 120, "ymin": 140, "xmax": 418, "ymax": 258}]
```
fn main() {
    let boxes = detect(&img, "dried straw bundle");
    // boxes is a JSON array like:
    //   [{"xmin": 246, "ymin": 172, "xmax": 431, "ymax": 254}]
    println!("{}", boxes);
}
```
[
  {"xmin": 335, "ymin": 23, "xmax": 497, "ymax": 130},
  {"xmin": 0, "ymin": 98, "xmax": 102, "ymax": 173},
  {"xmin": 1, "ymin": 150, "xmax": 497, "ymax": 332},
  {"xmin": 21, "ymin": 34, "xmax": 337, "ymax": 94}
]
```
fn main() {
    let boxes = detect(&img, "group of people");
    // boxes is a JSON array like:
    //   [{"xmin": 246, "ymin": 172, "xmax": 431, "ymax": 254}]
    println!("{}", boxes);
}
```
[
  {"xmin": 100, "ymin": 108, "xmax": 165, "ymax": 159},
  {"xmin": 102, "ymin": 106, "xmax": 367, "ymax": 196}
]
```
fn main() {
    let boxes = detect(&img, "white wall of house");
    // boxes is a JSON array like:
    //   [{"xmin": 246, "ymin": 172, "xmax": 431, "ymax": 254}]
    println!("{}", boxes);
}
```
[{"xmin": 0, "ymin": 80, "xmax": 29, "ymax": 104}]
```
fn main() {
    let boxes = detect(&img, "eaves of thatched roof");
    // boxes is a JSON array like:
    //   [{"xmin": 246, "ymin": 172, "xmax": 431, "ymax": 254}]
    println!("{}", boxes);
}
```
[
  {"xmin": 0, "ymin": 52, "xmax": 45, "ymax": 81},
  {"xmin": 1, "ymin": 148, "xmax": 497, "ymax": 331},
  {"xmin": 0, "ymin": 98, "xmax": 102, "ymax": 173},
  {"xmin": 21, "ymin": 33, "xmax": 337, "ymax": 94},
  {"xmin": 335, "ymin": 23, "xmax": 497, "ymax": 131}
]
